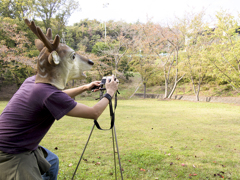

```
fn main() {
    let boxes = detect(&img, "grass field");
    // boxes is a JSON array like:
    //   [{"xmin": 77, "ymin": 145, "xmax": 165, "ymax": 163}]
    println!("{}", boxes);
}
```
[{"xmin": 1, "ymin": 99, "xmax": 240, "ymax": 179}]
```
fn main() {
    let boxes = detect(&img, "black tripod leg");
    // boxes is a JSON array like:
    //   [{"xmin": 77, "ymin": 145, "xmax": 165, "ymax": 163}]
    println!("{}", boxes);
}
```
[
  {"xmin": 112, "ymin": 124, "xmax": 124, "ymax": 180},
  {"xmin": 112, "ymin": 127, "xmax": 117, "ymax": 179},
  {"xmin": 71, "ymin": 124, "xmax": 95, "ymax": 180}
]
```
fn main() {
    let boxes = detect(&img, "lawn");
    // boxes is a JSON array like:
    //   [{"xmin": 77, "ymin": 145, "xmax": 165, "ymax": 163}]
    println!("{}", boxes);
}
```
[{"xmin": 0, "ymin": 99, "xmax": 240, "ymax": 179}]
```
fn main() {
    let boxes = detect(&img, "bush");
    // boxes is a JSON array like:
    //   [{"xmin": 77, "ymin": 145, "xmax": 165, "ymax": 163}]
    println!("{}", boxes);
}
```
[
  {"xmin": 26, "ymin": 50, "xmax": 39, "ymax": 58},
  {"xmin": 218, "ymin": 80, "xmax": 228, "ymax": 85},
  {"xmin": 0, "ymin": 60, "xmax": 35, "ymax": 89},
  {"xmin": 91, "ymin": 42, "xmax": 110, "ymax": 56}
]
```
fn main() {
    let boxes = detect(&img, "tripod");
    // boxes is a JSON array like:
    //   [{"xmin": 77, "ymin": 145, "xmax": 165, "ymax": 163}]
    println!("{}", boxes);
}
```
[{"xmin": 71, "ymin": 89, "xmax": 123, "ymax": 180}]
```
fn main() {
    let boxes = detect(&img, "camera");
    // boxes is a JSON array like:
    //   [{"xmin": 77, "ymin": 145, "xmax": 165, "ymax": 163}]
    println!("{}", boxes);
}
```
[
  {"xmin": 100, "ymin": 76, "xmax": 117, "ymax": 85},
  {"xmin": 91, "ymin": 76, "xmax": 117, "ymax": 91}
]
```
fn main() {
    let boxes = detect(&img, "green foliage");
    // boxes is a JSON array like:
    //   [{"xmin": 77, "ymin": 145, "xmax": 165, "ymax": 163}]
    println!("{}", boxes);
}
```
[
  {"xmin": 2, "ymin": 8, "xmax": 240, "ymax": 95},
  {"xmin": 0, "ymin": 19, "xmax": 36, "ymax": 89},
  {"xmin": 206, "ymin": 11, "xmax": 240, "ymax": 90},
  {"xmin": 118, "ymin": 56, "xmax": 134, "ymax": 80},
  {"xmin": 85, "ymin": 72, "xmax": 92, "ymax": 84},
  {"xmin": 26, "ymin": 50, "xmax": 39, "ymax": 58},
  {"xmin": 0, "ymin": 60, "xmax": 35, "ymax": 88},
  {"xmin": 0, "ymin": 0, "xmax": 33, "ymax": 20},
  {"xmin": 0, "ymin": 18, "xmax": 17, "ymax": 48},
  {"xmin": 218, "ymin": 80, "xmax": 228, "ymax": 85},
  {"xmin": 0, "ymin": 17, "xmax": 32, "ymax": 52},
  {"xmin": 66, "ymin": 19, "xmax": 103, "ymax": 51},
  {"xmin": 91, "ymin": 42, "xmax": 110, "ymax": 56},
  {"xmin": 34, "ymin": 0, "xmax": 80, "ymax": 32}
]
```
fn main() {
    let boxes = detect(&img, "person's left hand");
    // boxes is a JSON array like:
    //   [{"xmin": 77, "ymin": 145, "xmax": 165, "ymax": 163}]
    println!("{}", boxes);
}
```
[{"xmin": 86, "ymin": 81, "xmax": 101, "ymax": 92}]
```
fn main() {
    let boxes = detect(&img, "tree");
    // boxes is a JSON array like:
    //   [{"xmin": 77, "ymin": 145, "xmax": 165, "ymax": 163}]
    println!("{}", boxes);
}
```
[
  {"xmin": 0, "ymin": 0, "xmax": 33, "ymax": 20},
  {"xmin": 34, "ymin": 0, "xmax": 80, "ymax": 31},
  {"xmin": 131, "ymin": 21, "xmax": 160, "ymax": 98},
  {"xmin": 91, "ymin": 42, "xmax": 112, "ymax": 77},
  {"xmin": 66, "ymin": 19, "xmax": 103, "ymax": 51},
  {"xmin": 182, "ymin": 11, "xmax": 212, "ymax": 101},
  {"xmin": 0, "ymin": 18, "xmax": 35, "ymax": 88},
  {"xmin": 206, "ymin": 11, "xmax": 240, "ymax": 91},
  {"xmin": 131, "ymin": 55, "xmax": 157, "ymax": 98},
  {"xmin": 93, "ymin": 21, "xmax": 134, "ymax": 79},
  {"xmin": 145, "ymin": 20, "xmax": 186, "ymax": 99}
]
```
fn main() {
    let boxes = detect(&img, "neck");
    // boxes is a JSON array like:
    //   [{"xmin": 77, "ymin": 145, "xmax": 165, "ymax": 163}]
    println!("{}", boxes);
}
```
[{"xmin": 35, "ymin": 73, "xmax": 66, "ymax": 90}]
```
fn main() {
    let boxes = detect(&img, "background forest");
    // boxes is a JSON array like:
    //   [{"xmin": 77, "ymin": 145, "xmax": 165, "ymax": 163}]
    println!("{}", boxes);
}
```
[{"xmin": 1, "ymin": 0, "xmax": 240, "ymax": 100}]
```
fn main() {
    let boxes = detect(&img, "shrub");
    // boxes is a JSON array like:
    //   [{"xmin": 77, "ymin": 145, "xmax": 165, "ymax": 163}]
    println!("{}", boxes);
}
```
[{"xmin": 26, "ymin": 50, "xmax": 39, "ymax": 58}]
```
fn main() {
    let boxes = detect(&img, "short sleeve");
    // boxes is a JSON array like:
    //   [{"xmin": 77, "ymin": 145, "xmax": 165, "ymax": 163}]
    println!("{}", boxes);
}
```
[{"xmin": 44, "ymin": 92, "xmax": 77, "ymax": 120}]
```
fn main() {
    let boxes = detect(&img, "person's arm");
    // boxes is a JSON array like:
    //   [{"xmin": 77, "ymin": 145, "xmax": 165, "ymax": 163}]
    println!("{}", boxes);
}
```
[
  {"xmin": 66, "ymin": 75, "xmax": 118, "ymax": 119},
  {"xmin": 63, "ymin": 81, "xmax": 101, "ymax": 98}
]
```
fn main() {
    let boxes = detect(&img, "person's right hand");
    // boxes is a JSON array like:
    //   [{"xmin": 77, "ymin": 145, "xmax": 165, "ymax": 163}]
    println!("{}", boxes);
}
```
[{"xmin": 105, "ymin": 75, "xmax": 119, "ymax": 97}]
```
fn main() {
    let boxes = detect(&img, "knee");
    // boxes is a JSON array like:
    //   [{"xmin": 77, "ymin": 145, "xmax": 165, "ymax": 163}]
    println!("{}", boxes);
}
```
[
  {"xmin": 47, "ymin": 151, "xmax": 59, "ymax": 166},
  {"xmin": 41, "ymin": 147, "xmax": 59, "ymax": 166},
  {"xmin": 53, "ymin": 154, "xmax": 59, "ymax": 166}
]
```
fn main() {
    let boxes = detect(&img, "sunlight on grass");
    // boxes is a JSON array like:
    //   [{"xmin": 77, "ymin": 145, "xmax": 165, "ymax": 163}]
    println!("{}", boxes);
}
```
[{"xmin": 0, "ymin": 99, "xmax": 240, "ymax": 179}]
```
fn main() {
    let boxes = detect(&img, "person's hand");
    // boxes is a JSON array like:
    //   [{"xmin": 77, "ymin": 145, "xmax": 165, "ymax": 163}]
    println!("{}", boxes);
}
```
[
  {"xmin": 86, "ymin": 81, "xmax": 101, "ymax": 92},
  {"xmin": 105, "ymin": 75, "xmax": 119, "ymax": 97}
]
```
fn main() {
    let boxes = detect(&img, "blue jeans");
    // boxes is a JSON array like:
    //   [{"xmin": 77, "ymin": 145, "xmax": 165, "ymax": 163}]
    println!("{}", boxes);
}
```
[{"xmin": 41, "ymin": 147, "xmax": 59, "ymax": 180}]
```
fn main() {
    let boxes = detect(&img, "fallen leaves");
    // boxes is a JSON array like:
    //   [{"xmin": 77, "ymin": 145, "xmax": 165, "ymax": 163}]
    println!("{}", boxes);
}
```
[
  {"xmin": 95, "ymin": 162, "xmax": 101, "ymax": 165},
  {"xmin": 181, "ymin": 163, "xmax": 186, "ymax": 167},
  {"xmin": 140, "ymin": 168, "xmax": 146, "ymax": 171},
  {"xmin": 214, "ymin": 171, "xmax": 225, "ymax": 178},
  {"xmin": 214, "ymin": 173, "xmax": 224, "ymax": 178}
]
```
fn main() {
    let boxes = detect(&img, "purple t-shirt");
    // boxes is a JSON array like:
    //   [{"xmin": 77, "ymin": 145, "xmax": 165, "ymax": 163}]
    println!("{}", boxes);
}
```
[{"xmin": 0, "ymin": 76, "xmax": 77, "ymax": 154}]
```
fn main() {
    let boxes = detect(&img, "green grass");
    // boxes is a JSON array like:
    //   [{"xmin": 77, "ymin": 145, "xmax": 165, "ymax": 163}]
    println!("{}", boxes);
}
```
[{"xmin": 1, "ymin": 99, "xmax": 240, "ymax": 179}]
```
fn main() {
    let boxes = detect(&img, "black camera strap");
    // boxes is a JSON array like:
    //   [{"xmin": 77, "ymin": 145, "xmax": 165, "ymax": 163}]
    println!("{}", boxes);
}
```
[{"xmin": 94, "ymin": 91, "xmax": 119, "ymax": 130}]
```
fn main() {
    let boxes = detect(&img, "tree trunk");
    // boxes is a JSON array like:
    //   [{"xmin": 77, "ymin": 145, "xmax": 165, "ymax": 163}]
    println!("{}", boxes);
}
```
[
  {"xmin": 164, "ymin": 79, "xmax": 168, "ymax": 98},
  {"xmin": 196, "ymin": 75, "xmax": 204, "ymax": 101},
  {"xmin": 196, "ymin": 87, "xmax": 200, "ymax": 101},
  {"xmin": 196, "ymin": 78, "xmax": 201, "ymax": 101},
  {"xmin": 143, "ymin": 83, "xmax": 146, "ymax": 99},
  {"xmin": 167, "ymin": 82, "xmax": 177, "ymax": 99},
  {"xmin": 167, "ymin": 74, "xmax": 185, "ymax": 99}
]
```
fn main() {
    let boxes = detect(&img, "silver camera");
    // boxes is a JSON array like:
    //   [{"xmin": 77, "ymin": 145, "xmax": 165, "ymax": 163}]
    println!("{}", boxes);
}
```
[{"xmin": 100, "ymin": 76, "xmax": 117, "ymax": 85}]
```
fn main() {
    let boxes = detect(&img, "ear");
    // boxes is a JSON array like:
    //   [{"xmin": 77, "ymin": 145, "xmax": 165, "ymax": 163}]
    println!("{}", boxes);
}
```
[
  {"xmin": 35, "ymin": 39, "xmax": 45, "ymax": 51},
  {"xmin": 48, "ymin": 51, "xmax": 60, "ymax": 65}
]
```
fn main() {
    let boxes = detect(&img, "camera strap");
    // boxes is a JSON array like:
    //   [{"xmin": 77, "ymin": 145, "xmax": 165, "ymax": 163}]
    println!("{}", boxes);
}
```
[{"xmin": 94, "ymin": 91, "xmax": 119, "ymax": 130}]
